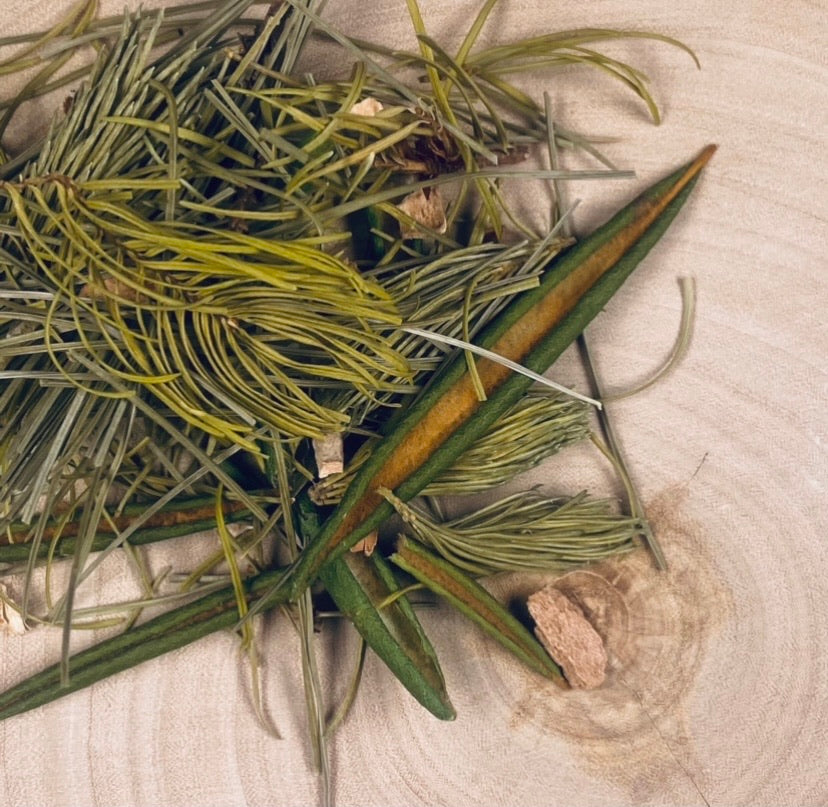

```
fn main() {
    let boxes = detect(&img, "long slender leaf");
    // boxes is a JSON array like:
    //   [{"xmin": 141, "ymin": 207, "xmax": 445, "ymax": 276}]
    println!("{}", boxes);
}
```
[
  {"xmin": 390, "ymin": 534, "xmax": 562, "ymax": 681},
  {"xmin": 298, "ymin": 490, "xmax": 454, "ymax": 720},
  {"xmin": 0, "ymin": 494, "xmax": 256, "ymax": 562},
  {"xmin": 0, "ymin": 566, "xmax": 288, "ymax": 721},
  {"xmin": 286, "ymin": 145, "xmax": 716, "ymax": 597},
  {"xmin": 320, "ymin": 552, "xmax": 455, "ymax": 721}
]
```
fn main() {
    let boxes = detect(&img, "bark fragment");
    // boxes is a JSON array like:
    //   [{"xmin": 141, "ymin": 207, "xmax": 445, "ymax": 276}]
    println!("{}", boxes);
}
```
[{"xmin": 527, "ymin": 584, "xmax": 607, "ymax": 689}]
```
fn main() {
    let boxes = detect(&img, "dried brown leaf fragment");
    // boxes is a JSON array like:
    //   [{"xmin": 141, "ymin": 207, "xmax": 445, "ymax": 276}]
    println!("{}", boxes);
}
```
[{"xmin": 79, "ymin": 275, "xmax": 148, "ymax": 303}]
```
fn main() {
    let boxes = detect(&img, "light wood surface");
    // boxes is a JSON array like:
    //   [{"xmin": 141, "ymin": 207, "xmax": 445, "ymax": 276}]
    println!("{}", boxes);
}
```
[{"xmin": 1, "ymin": 1, "xmax": 826, "ymax": 805}]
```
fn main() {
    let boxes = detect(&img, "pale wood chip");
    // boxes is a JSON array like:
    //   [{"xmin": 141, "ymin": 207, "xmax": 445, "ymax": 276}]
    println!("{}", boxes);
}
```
[
  {"xmin": 350, "ymin": 530, "xmax": 378, "ymax": 556},
  {"xmin": 527, "ymin": 584, "xmax": 607, "ymax": 689},
  {"xmin": 312, "ymin": 433, "xmax": 344, "ymax": 479},
  {"xmin": 350, "ymin": 97, "xmax": 384, "ymax": 117},
  {"xmin": 397, "ymin": 187, "xmax": 447, "ymax": 239}
]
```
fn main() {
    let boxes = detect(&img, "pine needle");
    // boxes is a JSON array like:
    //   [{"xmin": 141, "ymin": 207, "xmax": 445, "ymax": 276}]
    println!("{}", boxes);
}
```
[
  {"xmin": 383, "ymin": 489, "xmax": 641, "ymax": 576},
  {"xmin": 0, "ymin": 3, "xmax": 711, "ymax": 792}
]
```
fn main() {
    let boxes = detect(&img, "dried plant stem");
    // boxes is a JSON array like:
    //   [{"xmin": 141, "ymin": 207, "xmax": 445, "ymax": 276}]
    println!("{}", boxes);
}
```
[
  {"xmin": 578, "ymin": 335, "xmax": 667, "ymax": 570},
  {"xmin": 324, "ymin": 636, "xmax": 367, "ymax": 740},
  {"xmin": 271, "ymin": 440, "xmax": 331, "ymax": 805},
  {"xmin": 0, "ymin": 495, "xmax": 259, "ymax": 563},
  {"xmin": 601, "ymin": 276, "xmax": 697, "ymax": 402}
]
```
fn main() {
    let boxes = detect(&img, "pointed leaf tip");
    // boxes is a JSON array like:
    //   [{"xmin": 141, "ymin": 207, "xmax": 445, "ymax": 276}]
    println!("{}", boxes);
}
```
[
  {"xmin": 693, "ymin": 143, "xmax": 717, "ymax": 171},
  {"xmin": 320, "ymin": 552, "xmax": 456, "ymax": 721}
]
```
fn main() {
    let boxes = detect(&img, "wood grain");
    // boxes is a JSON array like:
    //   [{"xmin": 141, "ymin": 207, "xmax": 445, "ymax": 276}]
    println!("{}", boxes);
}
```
[{"xmin": 0, "ymin": 1, "xmax": 825, "ymax": 805}]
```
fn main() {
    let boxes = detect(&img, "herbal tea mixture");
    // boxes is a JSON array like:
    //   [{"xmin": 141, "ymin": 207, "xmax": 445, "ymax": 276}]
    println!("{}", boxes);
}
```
[{"xmin": 0, "ymin": 0, "xmax": 713, "ymax": 802}]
